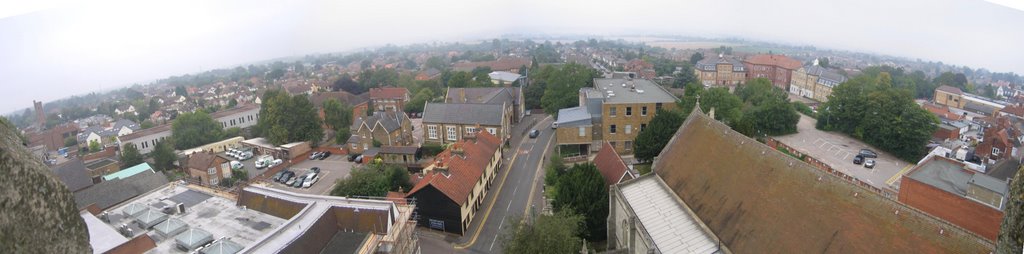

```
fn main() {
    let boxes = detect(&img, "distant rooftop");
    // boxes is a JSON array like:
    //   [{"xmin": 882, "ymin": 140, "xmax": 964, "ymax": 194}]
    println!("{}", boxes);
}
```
[{"xmin": 593, "ymin": 78, "xmax": 678, "ymax": 104}]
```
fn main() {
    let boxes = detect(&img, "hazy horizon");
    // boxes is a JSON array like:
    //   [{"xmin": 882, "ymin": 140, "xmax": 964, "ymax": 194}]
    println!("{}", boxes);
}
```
[{"xmin": 2, "ymin": 0, "xmax": 1023, "ymax": 115}]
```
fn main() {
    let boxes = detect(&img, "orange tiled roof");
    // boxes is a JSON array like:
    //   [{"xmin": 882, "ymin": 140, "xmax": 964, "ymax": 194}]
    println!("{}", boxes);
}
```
[
  {"xmin": 369, "ymin": 87, "xmax": 409, "ymax": 100},
  {"xmin": 743, "ymin": 54, "xmax": 802, "ymax": 70},
  {"xmin": 406, "ymin": 131, "xmax": 501, "ymax": 205},
  {"xmin": 593, "ymin": 141, "xmax": 632, "ymax": 186}
]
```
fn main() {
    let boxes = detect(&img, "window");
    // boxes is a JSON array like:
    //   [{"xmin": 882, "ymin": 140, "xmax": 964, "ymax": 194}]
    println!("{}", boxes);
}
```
[
  {"xmin": 487, "ymin": 128, "xmax": 497, "ymax": 135},
  {"xmin": 465, "ymin": 127, "xmax": 477, "ymax": 135},
  {"xmin": 641, "ymin": 124, "xmax": 647, "ymax": 132},
  {"xmin": 207, "ymin": 167, "xmax": 216, "ymax": 175},
  {"xmin": 609, "ymin": 107, "xmax": 617, "ymax": 117},
  {"xmin": 656, "ymin": 103, "xmax": 663, "ymax": 111},
  {"xmin": 579, "ymin": 127, "xmax": 586, "ymax": 137},
  {"xmin": 447, "ymin": 126, "xmax": 457, "ymax": 141},
  {"xmin": 610, "ymin": 125, "xmax": 617, "ymax": 134},
  {"xmin": 993, "ymin": 147, "xmax": 1001, "ymax": 155},
  {"xmin": 625, "ymin": 125, "xmax": 632, "ymax": 134},
  {"xmin": 427, "ymin": 125, "xmax": 438, "ymax": 139},
  {"xmin": 626, "ymin": 107, "xmax": 632, "ymax": 116},
  {"xmin": 209, "ymin": 177, "xmax": 218, "ymax": 186},
  {"xmin": 625, "ymin": 141, "xmax": 633, "ymax": 151}
]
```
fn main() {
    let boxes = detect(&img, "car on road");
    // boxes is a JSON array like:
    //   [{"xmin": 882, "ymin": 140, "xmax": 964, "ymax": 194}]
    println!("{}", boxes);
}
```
[
  {"xmin": 529, "ymin": 129, "xmax": 540, "ymax": 138},
  {"xmin": 864, "ymin": 159, "xmax": 876, "ymax": 169},
  {"xmin": 858, "ymin": 149, "xmax": 878, "ymax": 158},
  {"xmin": 853, "ymin": 155, "xmax": 864, "ymax": 164}
]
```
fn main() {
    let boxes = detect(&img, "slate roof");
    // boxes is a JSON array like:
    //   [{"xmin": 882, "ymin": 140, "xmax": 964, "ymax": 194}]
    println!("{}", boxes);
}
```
[
  {"xmin": 74, "ymin": 170, "xmax": 170, "ymax": 209},
  {"xmin": 554, "ymin": 107, "xmax": 592, "ymax": 128},
  {"xmin": 369, "ymin": 87, "xmax": 409, "ymax": 99},
  {"xmin": 652, "ymin": 107, "xmax": 993, "ymax": 253},
  {"xmin": 695, "ymin": 56, "xmax": 745, "ymax": 72},
  {"xmin": 379, "ymin": 145, "xmax": 419, "ymax": 155},
  {"xmin": 52, "ymin": 158, "xmax": 94, "ymax": 192},
  {"xmin": 406, "ymin": 131, "xmax": 501, "ymax": 205},
  {"xmin": 593, "ymin": 141, "xmax": 633, "ymax": 186},
  {"xmin": 743, "ymin": 54, "xmax": 802, "ymax": 70},
  {"xmin": 423, "ymin": 103, "xmax": 504, "ymax": 126},
  {"xmin": 445, "ymin": 87, "xmax": 521, "ymax": 107},
  {"xmin": 354, "ymin": 111, "xmax": 409, "ymax": 133},
  {"xmin": 803, "ymin": 65, "xmax": 848, "ymax": 87}
]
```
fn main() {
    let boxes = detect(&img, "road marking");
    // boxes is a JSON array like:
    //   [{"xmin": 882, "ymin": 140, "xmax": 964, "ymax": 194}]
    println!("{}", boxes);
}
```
[
  {"xmin": 508, "ymin": 186, "xmax": 520, "ymax": 211},
  {"xmin": 488, "ymin": 233, "xmax": 501, "ymax": 251},
  {"xmin": 453, "ymin": 116, "xmax": 553, "ymax": 249},
  {"xmin": 522, "ymin": 134, "xmax": 555, "ymax": 221}
]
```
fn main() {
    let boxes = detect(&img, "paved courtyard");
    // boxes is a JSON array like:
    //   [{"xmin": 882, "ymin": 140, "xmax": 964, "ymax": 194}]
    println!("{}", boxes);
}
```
[{"xmin": 774, "ymin": 114, "xmax": 911, "ymax": 192}]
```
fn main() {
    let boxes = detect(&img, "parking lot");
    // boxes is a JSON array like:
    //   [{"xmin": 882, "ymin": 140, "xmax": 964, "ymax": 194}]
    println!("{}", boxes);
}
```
[
  {"xmin": 264, "ymin": 152, "xmax": 355, "ymax": 195},
  {"xmin": 774, "ymin": 114, "xmax": 910, "ymax": 192}
]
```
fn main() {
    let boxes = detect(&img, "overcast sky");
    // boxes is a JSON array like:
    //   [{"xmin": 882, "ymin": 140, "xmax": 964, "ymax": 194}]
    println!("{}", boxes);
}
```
[{"xmin": 1, "ymin": 0, "xmax": 1022, "ymax": 114}]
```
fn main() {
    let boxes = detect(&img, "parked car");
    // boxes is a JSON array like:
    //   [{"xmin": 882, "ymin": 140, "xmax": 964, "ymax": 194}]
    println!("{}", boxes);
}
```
[
  {"xmin": 278, "ymin": 170, "xmax": 295, "ymax": 183},
  {"xmin": 291, "ymin": 175, "xmax": 305, "ymax": 187},
  {"xmin": 354, "ymin": 155, "xmax": 364, "ymax": 163},
  {"xmin": 309, "ymin": 152, "xmax": 321, "ymax": 160},
  {"xmin": 230, "ymin": 161, "xmax": 243, "ymax": 170},
  {"xmin": 858, "ymin": 149, "xmax": 878, "ymax": 158},
  {"xmin": 853, "ymin": 155, "xmax": 864, "ymax": 164},
  {"xmin": 320, "ymin": 151, "xmax": 332, "ymax": 160},
  {"xmin": 255, "ymin": 155, "xmax": 273, "ymax": 169},
  {"xmin": 864, "ymin": 159, "xmax": 876, "ymax": 169},
  {"xmin": 270, "ymin": 159, "xmax": 283, "ymax": 168},
  {"xmin": 237, "ymin": 151, "xmax": 253, "ymax": 160},
  {"xmin": 310, "ymin": 167, "xmax": 321, "ymax": 174},
  {"xmin": 271, "ymin": 171, "xmax": 284, "ymax": 181},
  {"xmin": 302, "ymin": 173, "xmax": 318, "ymax": 188},
  {"xmin": 529, "ymin": 129, "xmax": 540, "ymax": 138},
  {"xmin": 285, "ymin": 175, "xmax": 299, "ymax": 186},
  {"xmin": 347, "ymin": 153, "xmax": 360, "ymax": 162}
]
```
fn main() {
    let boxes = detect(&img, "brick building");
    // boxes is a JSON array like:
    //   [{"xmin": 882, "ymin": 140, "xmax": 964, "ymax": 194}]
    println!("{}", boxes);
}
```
[
  {"xmin": 694, "ymin": 55, "xmax": 747, "ymax": 88},
  {"xmin": 185, "ymin": 152, "xmax": 231, "ymax": 186},
  {"xmin": 898, "ymin": 156, "xmax": 1008, "ymax": 241},
  {"xmin": 368, "ymin": 87, "xmax": 410, "ymax": 112},
  {"xmin": 742, "ymin": 54, "xmax": 802, "ymax": 90}
]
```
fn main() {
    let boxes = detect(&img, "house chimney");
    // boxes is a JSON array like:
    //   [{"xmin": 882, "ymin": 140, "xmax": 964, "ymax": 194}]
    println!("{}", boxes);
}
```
[
  {"xmin": 452, "ymin": 142, "xmax": 465, "ymax": 157},
  {"xmin": 433, "ymin": 159, "xmax": 449, "ymax": 176}
]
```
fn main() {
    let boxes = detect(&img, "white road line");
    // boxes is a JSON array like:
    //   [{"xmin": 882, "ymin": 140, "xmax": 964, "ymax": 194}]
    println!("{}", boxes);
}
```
[{"xmin": 488, "ymin": 229, "xmax": 501, "ymax": 251}]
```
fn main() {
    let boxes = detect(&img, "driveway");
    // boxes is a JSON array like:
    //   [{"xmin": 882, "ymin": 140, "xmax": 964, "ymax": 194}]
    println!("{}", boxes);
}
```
[
  {"xmin": 774, "ymin": 114, "xmax": 911, "ymax": 192},
  {"xmin": 264, "ymin": 154, "xmax": 354, "ymax": 195}
]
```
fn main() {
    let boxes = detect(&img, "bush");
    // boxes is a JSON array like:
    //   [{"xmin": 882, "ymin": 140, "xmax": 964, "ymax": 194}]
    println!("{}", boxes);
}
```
[
  {"xmin": 421, "ymin": 144, "xmax": 445, "ymax": 157},
  {"xmin": 792, "ymin": 101, "xmax": 816, "ymax": 118}
]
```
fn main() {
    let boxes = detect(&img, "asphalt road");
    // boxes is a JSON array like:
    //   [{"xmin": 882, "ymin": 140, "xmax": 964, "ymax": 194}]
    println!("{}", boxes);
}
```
[{"xmin": 457, "ymin": 114, "xmax": 555, "ymax": 253}]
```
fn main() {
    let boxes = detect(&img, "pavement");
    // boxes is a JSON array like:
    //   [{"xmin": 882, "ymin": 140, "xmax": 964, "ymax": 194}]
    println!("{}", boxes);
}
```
[
  {"xmin": 774, "ymin": 114, "xmax": 910, "ymax": 192},
  {"xmin": 412, "ymin": 118, "xmax": 424, "ymax": 146},
  {"xmin": 418, "ymin": 114, "xmax": 555, "ymax": 254},
  {"xmin": 263, "ymin": 154, "xmax": 354, "ymax": 195}
]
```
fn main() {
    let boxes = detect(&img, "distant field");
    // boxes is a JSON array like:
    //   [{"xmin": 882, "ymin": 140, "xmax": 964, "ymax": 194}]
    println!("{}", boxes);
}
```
[{"xmin": 647, "ymin": 41, "xmax": 743, "ymax": 50}]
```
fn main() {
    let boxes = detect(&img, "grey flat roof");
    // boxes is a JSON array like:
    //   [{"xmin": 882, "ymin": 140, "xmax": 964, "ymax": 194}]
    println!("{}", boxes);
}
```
[
  {"xmin": 907, "ymin": 158, "xmax": 971, "ymax": 196},
  {"xmin": 82, "ymin": 211, "xmax": 129, "ymax": 254},
  {"xmin": 970, "ymin": 174, "xmax": 1009, "ymax": 195},
  {"xmin": 594, "ymin": 78, "xmax": 678, "ymax": 104},
  {"xmin": 618, "ymin": 176, "xmax": 720, "ymax": 253},
  {"xmin": 555, "ymin": 107, "xmax": 592, "ymax": 127}
]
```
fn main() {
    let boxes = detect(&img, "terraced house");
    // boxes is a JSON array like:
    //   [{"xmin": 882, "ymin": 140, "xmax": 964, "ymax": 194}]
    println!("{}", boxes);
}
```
[
  {"xmin": 694, "ymin": 55, "xmax": 747, "ymax": 88},
  {"xmin": 405, "ymin": 130, "xmax": 502, "ymax": 235},
  {"xmin": 788, "ymin": 65, "xmax": 848, "ymax": 102}
]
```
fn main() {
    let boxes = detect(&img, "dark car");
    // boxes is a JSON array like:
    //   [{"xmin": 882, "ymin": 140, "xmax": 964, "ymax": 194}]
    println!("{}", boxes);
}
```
[
  {"xmin": 319, "ymin": 151, "xmax": 331, "ymax": 160},
  {"xmin": 278, "ymin": 171, "xmax": 295, "ymax": 183},
  {"xmin": 858, "ymin": 149, "xmax": 878, "ymax": 158},
  {"xmin": 272, "ymin": 171, "xmax": 284, "ymax": 182},
  {"xmin": 529, "ymin": 129, "xmax": 540, "ymax": 138},
  {"xmin": 291, "ymin": 175, "xmax": 305, "ymax": 187},
  {"xmin": 853, "ymin": 155, "xmax": 864, "ymax": 164},
  {"xmin": 311, "ymin": 167, "xmax": 321, "ymax": 174},
  {"xmin": 864, "ymin": 159, "xmax": 876, "ymax": 169},
  {"xmin": 347, "ymin": 153, "xmax": 360, "ymax": 162}
]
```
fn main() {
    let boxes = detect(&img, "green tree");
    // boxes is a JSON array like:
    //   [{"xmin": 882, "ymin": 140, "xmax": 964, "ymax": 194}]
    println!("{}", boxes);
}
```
[
  {"xmin": 331, "ymin": 164, "xmax": 411, "ymax": 197},
  {"xmin": 425, "ymin": 56, "xmax": 446, "ymax": 71},
  {"xmin": 744, "ymin": 97, "xmax": 799, "ymax": 136},
  {"xmin": 140, "ymin": 120, "xmax": 154, "ymax": 129},
  {"xmin": 447, "ymin": 72, "xmax": 474, "ymax": 88},
  {"xmin": 818, "ymin": 57, "xmax": 830, "ymax": 68},
  {"xmin": 689, "ymin": 52, "xmax": 704, "ymax": 64},
  {"xmin": 552, "ymin": 163, "xmax": 608, "ymax": 241},
  {"xmin": 257, "ymin": 90, "xmax": 324, "ymax": 145},
  {"xmin": 501, "ymin": 210, "xmax": 583, "ymax": 254},
  {"xmin": 224, "ymin": 127, "xmax": 243, "ymax": 138},
  {"xmin": 792, "ymin": 101, "xmax": 816, "ymax": 118},
  {"xmin": 404, "ymin": 88, "xmax": 434, "ymax": 113},
  {"xmin": 175, "ymin": 85, "xmax": 188, "ymax": 97},
  {"xmin": 172, "ymin": 111, "xmax": 224, "ymax": 149},
  {"xmin": 151, "ymin": 140, "xmax": 177, "ymax": 171},
  {"xmin": 120, "ymin": 143, "xmax": 144, "ymax": 169},
  {"xmin": 64, "ymin": 136, "xmax": 78, "ymax": 147},
  {"xmin": 696, "ymin": 87, "xmax": 743, "ymax": 125},
  {"xmin": 323, "ymin": 99, "xmax": 353, "ymax": 130},
  {"xmin": 88, "ymin": 140, "xmax": 101, "ymax": 153},
  {"xmin": 537, "ymin": 64, "xmax": 599, "ymax": 114},
  {"xmin": 634, "ymin": 109, "xmax": 684, "ymax": 162}
]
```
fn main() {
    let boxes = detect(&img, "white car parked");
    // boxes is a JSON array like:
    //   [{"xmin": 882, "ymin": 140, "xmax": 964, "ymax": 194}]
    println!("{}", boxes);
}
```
[{"xmin": 302, "ymin": 172, "xmax": 319, "ymax": 188}]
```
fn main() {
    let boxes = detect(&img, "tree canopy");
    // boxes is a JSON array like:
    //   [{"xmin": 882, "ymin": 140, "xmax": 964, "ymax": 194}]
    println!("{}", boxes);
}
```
[
  {"xmin": 151, "ymin": 140, "xmax": 176, "ymax": 171},
  {"xmin": 535, "ymin": 63, "xmax": 600, "ymax": 114},
  {"xmin": 734, "ymin": 78, "xmax": 799, "ymax": 136},
  {"xmin": 171, "ymin": 110, "xmax": 224, "ymax": 149},
  {"xmin": 330, "ymin": 164, "xmax": 411, "ymax": 197},
  {"xmin": 552, "ymin": 163, "xmax": 608, "ymax": 242},
  {"xmin": 501, "ymin": 210, "xmax": 584, "ymax": 254},
  {"xmin": 120, "ymin": 143, "xmax": 143, "ymax": 169},
  {"xmin": 817, "ymin": 70, "xmax": 939, "ymax": 161},
  {"xmin": 633, "ymin": 109, "xmax": 684, "ymax": 163},
  {"xmin": 256, "ymin": 90, "xmax": 323, "ymax": 145}
]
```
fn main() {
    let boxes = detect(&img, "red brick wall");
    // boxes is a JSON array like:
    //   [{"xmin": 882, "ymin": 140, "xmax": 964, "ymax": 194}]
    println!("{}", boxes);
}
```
[
  {"xmin": 933, "ymin": 127, "xmax": 958, "ymax": 140},
  {"xmin": 105, "ymin": 234, "xmax": 157, "ymax": 254},
  {"xmin": 898, "ymin": 177, "xmax": 1004, "ymax": 241}
]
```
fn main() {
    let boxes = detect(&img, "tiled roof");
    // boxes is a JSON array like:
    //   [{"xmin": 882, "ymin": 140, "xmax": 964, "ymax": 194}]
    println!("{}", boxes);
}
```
[
  {"xmin": 921, "ymin": 103, "xmax": 964, "ymax": 121},
  {"xmin": 119, "ymin": 123, "xmax": 172, "ymax": 141},
  {"xmin": 1000, "ymin": 104, "xmax": 1024, "ymax": 117},
  {"xmin": 652, "ymin": 107, "xmax": 993, "ymax": 253},
  {"xmin": 187, "ymin": 152, "xmax": 225, "ymax": 170},
  {"xmin": 74, "ymin": 170, "xmax": 170, "ymax": 209},
  {"xmin": 52, "ymin": 158, "xmax": 94, "ymax": 192},
  {"xmin": 743, "ymin": 54, "xmax": 802, "ymax": 70},
  {"xmin": 380, "ymin": 146, "xmax": 418, "ymax": 155},
  {"xmin": 445, "ymin": 87, "xmax": 520, "ymax": 107},
  {"xmin": 593, "ymin": 141, "xmax": 632, "ymax": 186},
  {"xmin": 406, "ymin": 131, "xmax": 501, "ymax": 205},
  {"xmin": 354, "ymin": 111, "xmax": 408, "ymax": 133},
  {"xmin": 369, "ymin": 87, "xmax": 409, "ymax": 99}
]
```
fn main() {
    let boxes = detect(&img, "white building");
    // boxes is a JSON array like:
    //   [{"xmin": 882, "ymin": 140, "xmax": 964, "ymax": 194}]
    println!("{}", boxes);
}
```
[{"xmin": 210, "ymin": 104, "xmax": 261, "ymax": 129}]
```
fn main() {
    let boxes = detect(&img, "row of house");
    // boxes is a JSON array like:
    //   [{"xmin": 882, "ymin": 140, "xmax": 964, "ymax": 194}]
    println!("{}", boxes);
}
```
[
  {"xmin": 118, "ymin": 104, "xmax": 261, "ymax": 155},
  {"xmin": 692, "ymin": 54, "xmax": 848, "ymax": 102}
]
